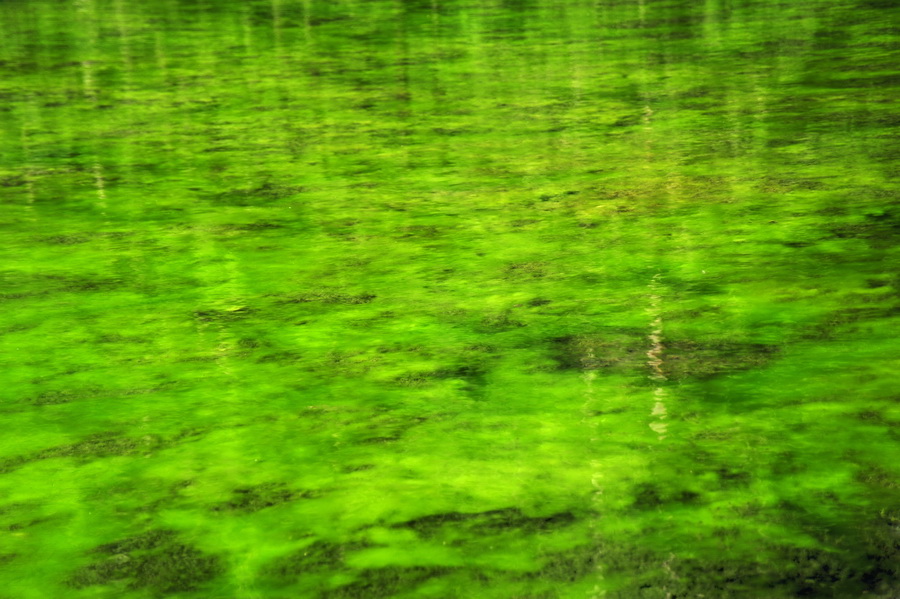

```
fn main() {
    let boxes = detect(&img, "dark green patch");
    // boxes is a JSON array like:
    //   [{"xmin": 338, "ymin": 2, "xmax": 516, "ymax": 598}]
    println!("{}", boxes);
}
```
[
  {"xmin": 392, "ymin": 508, "xmax": 576, "ymax": 538},
  {"xmin": 208, "ymin": 182, "xmax": 305, "ymax": 206},
  {"xmin": 211, "ymin": 483, "xmax": 319, "ymax": 513},
  {"xmin": 280, "ymin": 291, "xmax": 377, "ymax": 305},
  {"xmin": 527, "ymin": 297, "xmax": 552, "ymax": 307},
  {"xmin": 216, "ymin": 221, "xmax": 288, "ymax": 232},
  {"xmin": 92, "ymin": 530, "xmax": 177, "ymax": 555},
  {"xmin": 0, "ymin": 433, "xmax": 165, "ymax": 474},
  {"xmin": 37, "ymin": 234, "xmax": 90, "ymax": 245},
  {"xmin": 324, "ymin": 566, "xmax": 454, "ymax": 599},
  {"xmin": 24, "ymin": 387, "xmax": 103, "ymax": 406},
  {"xmin": 475, "ymin": 312, "xmax": 526, "ymax": 333},
  {"xmin": 662, "ymin": 340, "xmax": 781, "ymax": 381},
  {"xmin": 631, "ymin": 483, "xmax": 702, "ymax": 510},
  {"xmin": 549, "ymin": 332, "xmax": 645, "ymax": 372},
  {"xmin": 265, "ymin": 539, "xmax": 371, "ymax": 579},
  {"xmin": 525, "ymin": 544, "xmax": 599, "ymax": 583},
  {"xmin": 391, "ymin": 363, "xmax": 487, "ymax": 392},
  {"xmin": 502, "ymin": 262, "xmax": 548, "ymax": 280},
  {"xmin": 192, "ymin": 306, "xmax": 255, "ymax": 322},
  {"xmin": 552, "ymin": 332, "xmax": 780, "ymax": 381},
  {"xmin": 69, "ymin": 530, "xmax": 221, "ymax": 595}
]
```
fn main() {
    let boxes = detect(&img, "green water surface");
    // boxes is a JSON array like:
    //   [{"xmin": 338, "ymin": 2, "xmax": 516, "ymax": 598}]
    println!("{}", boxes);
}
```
[{"xmin": 1, "ymin": 0, "xmax": 898, "ymax": 597}]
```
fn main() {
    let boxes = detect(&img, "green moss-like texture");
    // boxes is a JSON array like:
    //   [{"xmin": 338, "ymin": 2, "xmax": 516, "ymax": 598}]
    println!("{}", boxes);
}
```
[{"xmin": 0, "ymin": 0, "xmax": 897, "ymax": 597}]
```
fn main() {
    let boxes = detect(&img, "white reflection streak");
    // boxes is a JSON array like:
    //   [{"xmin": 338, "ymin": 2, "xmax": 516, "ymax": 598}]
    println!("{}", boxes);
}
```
[
  {"xmin": 647, "ymin": 274, "xmax": 668, "ymax": 439},
  {"xmin": 93, "ymin": 163, "xmax": 107, "ymax": 207}
]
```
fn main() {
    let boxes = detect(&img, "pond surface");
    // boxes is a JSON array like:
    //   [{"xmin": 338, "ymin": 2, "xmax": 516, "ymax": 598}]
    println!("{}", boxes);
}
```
[{"xmin": 1, "ymin": 0, "xmax": 898, "ymax": 597}]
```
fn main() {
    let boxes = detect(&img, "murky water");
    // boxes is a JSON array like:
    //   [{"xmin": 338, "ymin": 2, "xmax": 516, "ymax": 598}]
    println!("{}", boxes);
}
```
[{"xmin": 1, "ymin": 0, "xmax": 898, "ymax": 597}]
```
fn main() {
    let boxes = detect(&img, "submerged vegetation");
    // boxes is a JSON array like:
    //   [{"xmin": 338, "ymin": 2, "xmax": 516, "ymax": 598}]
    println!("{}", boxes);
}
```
[{"xmin": 0, "ymin": 0, "xmax": 898, "ymax": 597}]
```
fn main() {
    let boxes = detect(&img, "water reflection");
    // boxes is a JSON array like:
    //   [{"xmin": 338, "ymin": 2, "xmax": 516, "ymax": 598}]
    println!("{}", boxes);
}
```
[
  {"xmin": 0, "ymin": 0, "xmax": 897, "ymax": 597},
  {"xmin": 647, "ymin": 274, "xmax": 667, "ymax": 440}
]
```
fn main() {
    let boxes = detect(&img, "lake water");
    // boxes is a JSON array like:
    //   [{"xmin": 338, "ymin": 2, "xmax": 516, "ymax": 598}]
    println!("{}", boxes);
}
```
[{"xmin": 1, "ymin": 0, "xmax": 898, "ymax": 597}]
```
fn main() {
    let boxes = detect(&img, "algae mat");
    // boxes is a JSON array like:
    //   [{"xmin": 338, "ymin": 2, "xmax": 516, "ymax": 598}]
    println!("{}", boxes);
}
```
[{"xmin": 1, "ymin": 0, "xmax": 898, "ymax": 597}]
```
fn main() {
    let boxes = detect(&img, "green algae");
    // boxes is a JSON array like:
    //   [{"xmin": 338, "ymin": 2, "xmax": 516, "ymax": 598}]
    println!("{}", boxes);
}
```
[{"xmin": 0, "ymin": 0, "xmax": 898, "ymax": 597}]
